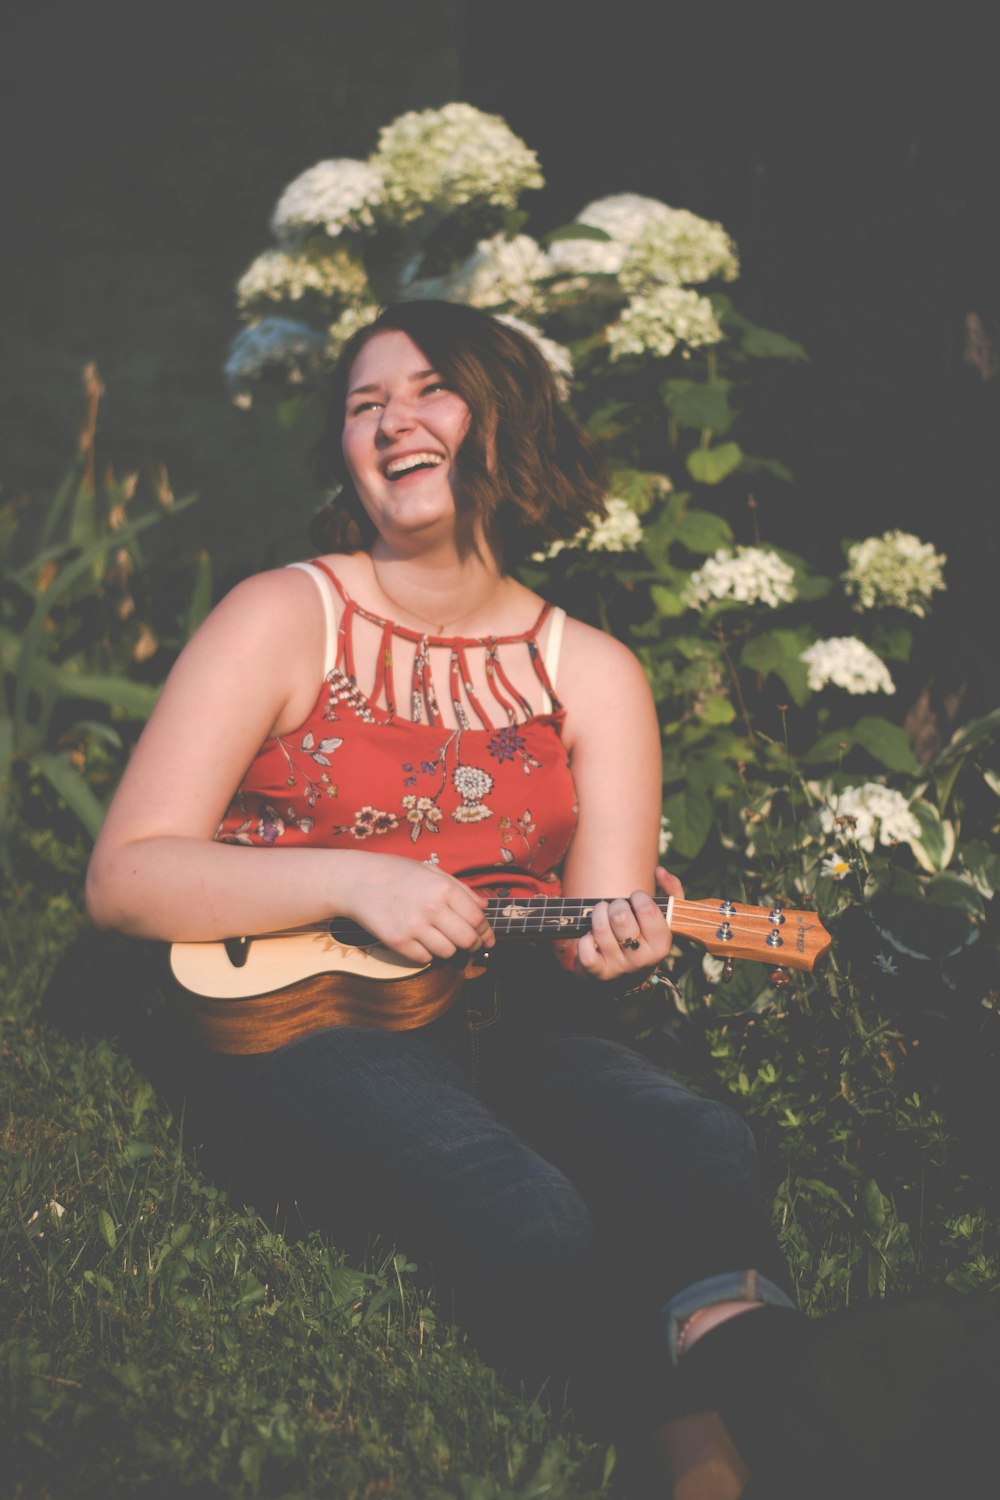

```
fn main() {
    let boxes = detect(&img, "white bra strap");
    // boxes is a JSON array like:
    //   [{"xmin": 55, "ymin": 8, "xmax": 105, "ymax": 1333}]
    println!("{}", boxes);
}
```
[
  {"xmin": 287, "ymin": 561, "xmax": 338, "ymax": 676},
  {"xmin": 539, "ymin": 606, "xmax": 566, "ymax": 713}
]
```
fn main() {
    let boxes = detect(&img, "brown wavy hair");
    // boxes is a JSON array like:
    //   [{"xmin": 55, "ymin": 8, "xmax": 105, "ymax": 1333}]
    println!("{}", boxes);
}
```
[{"xmin": 311, "ymin": 301, "xmax": 608, "ymax": 564}]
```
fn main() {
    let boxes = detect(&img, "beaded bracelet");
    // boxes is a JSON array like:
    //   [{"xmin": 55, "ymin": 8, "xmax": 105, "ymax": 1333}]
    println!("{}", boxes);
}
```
[{"xmin": 617, "ymin": 966, "xmax": 670, "ymax": 1000}]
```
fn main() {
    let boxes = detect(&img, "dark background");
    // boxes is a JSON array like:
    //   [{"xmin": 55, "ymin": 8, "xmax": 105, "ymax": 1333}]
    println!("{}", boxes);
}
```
[{"xmin": 2, "ymin": 2, "xmax": 996, "ymax": 705}]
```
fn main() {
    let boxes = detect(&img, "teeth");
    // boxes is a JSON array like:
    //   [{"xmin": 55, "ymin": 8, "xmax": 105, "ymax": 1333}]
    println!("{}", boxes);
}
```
[{"xmin": 385, "ymin": 452, "xmax": 444, "ymax": 479}]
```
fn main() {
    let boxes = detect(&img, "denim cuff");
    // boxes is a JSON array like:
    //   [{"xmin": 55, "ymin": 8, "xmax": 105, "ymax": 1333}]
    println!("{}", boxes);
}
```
[{"xmin": 661, "ymin": 1269, "xmax": 797, "ymax": 1365}]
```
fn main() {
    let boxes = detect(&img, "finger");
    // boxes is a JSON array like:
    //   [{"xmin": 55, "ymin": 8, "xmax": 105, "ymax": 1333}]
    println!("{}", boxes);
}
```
[
  {"xmin": 588, "ymin": 899, "xmax": 615, "ymax": 955},
  {"xmin": 630, "ymin": 890, "xmax": 671, "ymax": 959},
  {"xmin": 432, "ymin": 907, "xmax": 492, "ymax": 954},
  {"xmin": 655, "ymin": 865, "xmax": 684, "ymax": 899},
  {"xmin": 391, "ymin": 936, "xmax": 437, "ymax": 966},
  {"xmin": 607, "ymin": 897, "xmax": 640, "ymax": 942},
  {"xmin": 574, "ymin": 930, "xmax": 606, "ymax": 975}
]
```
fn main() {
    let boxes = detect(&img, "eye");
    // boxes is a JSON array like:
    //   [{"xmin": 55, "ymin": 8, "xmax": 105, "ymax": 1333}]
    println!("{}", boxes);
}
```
[
  {"xmin": 420, "ymin": 381, "xmax": 450, "ymax": 396},
  {"xmin": 349, "ymin": 398, "xmax": 383, "ymax": 415}
]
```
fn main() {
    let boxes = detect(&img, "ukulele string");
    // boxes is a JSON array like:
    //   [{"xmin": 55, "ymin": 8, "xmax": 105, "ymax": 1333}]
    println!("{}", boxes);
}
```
[{"xmin": 234, "ymin": 902, "xmax": 801, "ymax": 944}]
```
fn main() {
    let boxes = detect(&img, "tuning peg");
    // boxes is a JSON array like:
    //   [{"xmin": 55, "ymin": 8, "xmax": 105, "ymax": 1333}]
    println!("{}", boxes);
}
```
[
  {"xmin": 722, "ymin": 957, "xmax": 734, "ymax": 981},
  {"xmin": 769, "ymin": 966, "xmax": 791, "ymax": 987}
]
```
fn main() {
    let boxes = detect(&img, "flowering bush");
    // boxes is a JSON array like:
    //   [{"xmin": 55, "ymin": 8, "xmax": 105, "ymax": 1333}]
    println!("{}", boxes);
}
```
[
  {"xmin": 800, "ymin": 636, "xmax": 896, "ymax": 695},
  {"xmin": 843, "ymin": 529, "xmax": 947, "ymax": 616},
  {"xmin": 685, "ymin": 546, "xmax": 797, "ymax": 610},
  {"xmin": 225, "ymin": 101, "xmax": 997, "ymax": 1034}
]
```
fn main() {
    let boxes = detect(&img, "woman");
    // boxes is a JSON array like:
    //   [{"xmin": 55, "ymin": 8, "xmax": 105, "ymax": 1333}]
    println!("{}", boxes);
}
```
[{"xmin": 85, "ymin": 302, "xmax": 835, "ymax": 1497}]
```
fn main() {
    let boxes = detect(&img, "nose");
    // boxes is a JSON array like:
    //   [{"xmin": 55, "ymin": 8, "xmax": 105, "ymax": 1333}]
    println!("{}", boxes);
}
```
[{"xmin": 376, "ymin": 394, "xmax": 417, "ymax": 440}]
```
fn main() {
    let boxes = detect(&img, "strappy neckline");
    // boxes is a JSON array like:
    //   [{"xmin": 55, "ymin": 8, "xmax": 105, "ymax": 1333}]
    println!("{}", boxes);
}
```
[
  {"xmin": 303, "ymin": 558, "xmax": 563, "ymax": 731},
  {"xmin": 309, "ymin": 558, "xmax": 552, "ymax": 647}
]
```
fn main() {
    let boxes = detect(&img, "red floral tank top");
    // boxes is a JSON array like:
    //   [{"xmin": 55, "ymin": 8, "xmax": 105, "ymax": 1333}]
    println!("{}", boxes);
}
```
[{"xmin": 215, "ymin": 561, "xmax": 578, "ymax": 898}]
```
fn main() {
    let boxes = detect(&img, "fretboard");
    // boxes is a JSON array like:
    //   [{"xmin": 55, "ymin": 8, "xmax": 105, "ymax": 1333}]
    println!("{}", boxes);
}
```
[{"xmin": 481, "ymin": 896, "xmax": 676, "ymax": 938}]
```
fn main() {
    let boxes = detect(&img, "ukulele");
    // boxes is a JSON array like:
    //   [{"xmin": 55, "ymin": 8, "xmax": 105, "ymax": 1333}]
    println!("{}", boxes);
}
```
[{"xmin": 170, "ymin": 895, "xmax": 831, "ymax": 1055}]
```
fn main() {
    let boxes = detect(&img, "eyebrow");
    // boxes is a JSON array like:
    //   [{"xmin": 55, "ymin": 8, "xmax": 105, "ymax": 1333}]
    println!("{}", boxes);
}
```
[{"xmin": 347, "ymin": 367, "xmax": 439, "ymax": 398}]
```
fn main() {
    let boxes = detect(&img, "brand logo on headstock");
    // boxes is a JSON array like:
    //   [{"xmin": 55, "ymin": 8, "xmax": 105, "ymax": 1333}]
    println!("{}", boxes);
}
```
[{"xmin": 795, "ymin": 916, "xmax": 815, "ymax": 953}]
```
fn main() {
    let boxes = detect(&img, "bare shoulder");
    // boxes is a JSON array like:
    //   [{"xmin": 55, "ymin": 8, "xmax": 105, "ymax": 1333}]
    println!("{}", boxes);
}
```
[
  {"xmin": 558, "ymin": 615, "xmax": 653, "ymax": 700},
  {"xmin": 556, "ymin": 615, "xmax": 656, "ymax": 749},
  {"xmin": 188, "ymin": 564, "xmax": 329, "ymax": 659}
]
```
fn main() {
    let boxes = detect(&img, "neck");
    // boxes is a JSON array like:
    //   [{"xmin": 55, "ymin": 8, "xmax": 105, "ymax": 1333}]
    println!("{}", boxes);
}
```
[{"xmin": 368, "ymin": 544, "xmax": 506, "ymax": 635}]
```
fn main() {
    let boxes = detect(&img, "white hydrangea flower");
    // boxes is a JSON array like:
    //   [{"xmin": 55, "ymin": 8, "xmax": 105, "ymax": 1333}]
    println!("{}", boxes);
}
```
[
  {"xmin": 532, "ymin": 496, "xmax": 642, "ymax": 560},
  {"xmin": 270, "ymin": 159, "xmax": 384, "ymax": 241},
  {"xmin": 224, "ymin": 318, "xmax": 329, "ymax": 394},
  {"xmin": 800, "ymin": 637, "xmax": 895, "ymax": 695},
  {"xmin": 685, "ymin": 547, "xmax": 797, "ymax": 610},
  {"xmin": 438, "ymin": 234, "xmax": 549, "ymax": 315},
  {"xmin": 494, "ymin": 313, "xmax": 573, "ymax": 400},
  {"xmin": 843, "ymin": 529, "xmax": 947, "ymax": 617},
  {"xmin": 818, "ymin": 782, "xmax": 922, "ymax": 853},
  {"xmin": 658, "ymin": 815, "xmax": 673, "ymax": 857},
  {"xmin": 236, "ymin": 247, "xmax": 369, "ymax": 310},
  {"xmin": 575, "ymin": 193, "xmax": 678, "ymax": 243},
  {"xmin": 372, "ymin": 103, "xmax": 543, "ymax": 222},
  {"xmin": 546, "ymin": 194, "xmax": 675, "ymax": 279},
  {"xmin": 327, "ymin": 304, "xmax": 381, "ymax": 360},
  {"xmin": 619, "ymin": 209, "xmax": 740, "ymax": 292},
  {"xmin": 608, "ymin": 287, "xmax": 723, "ymax": 361},
  {"xmin": 545, "ymin": 234, "xmax": 626, "ymax": 278},
  {"xmin": 405, "ymin": 235, "xmax": 548, "ymax": 315}
]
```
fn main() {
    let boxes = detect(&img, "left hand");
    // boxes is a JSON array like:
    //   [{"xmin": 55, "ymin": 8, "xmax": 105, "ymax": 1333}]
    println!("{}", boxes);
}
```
[{"xmin": 574, "ymin": 866, "xmax": 684, "ymax": 985}]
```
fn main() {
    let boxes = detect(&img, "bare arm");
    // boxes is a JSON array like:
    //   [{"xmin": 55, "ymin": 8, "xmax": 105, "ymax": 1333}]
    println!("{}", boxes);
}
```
[
  {"xmin": 557, "ymin": 621, "xmax": 680, "ymax": 983},
  {"xmin": 85, "ymin": 570, "xmax": 491, "ymax": 963}
]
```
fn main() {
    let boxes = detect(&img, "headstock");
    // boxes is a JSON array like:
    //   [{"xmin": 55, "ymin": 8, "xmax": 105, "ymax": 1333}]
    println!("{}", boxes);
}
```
[{"xmin": 670, "ymin": 898, "xmax": 831, "ymax": 974}]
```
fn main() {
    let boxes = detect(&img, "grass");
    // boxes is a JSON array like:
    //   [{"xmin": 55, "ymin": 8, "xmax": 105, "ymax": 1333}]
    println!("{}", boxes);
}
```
[
  {"xmin": 1, "ymin": 875, "xmax": 613, "ymax": 1499},
  {"xmin": 3, "ymin": 846, "xmax": 1000, "ymax": 1497}
]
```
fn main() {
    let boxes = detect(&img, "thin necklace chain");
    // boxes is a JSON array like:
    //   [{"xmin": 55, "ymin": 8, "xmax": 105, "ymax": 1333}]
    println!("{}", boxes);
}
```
[{"xmin": 370, "ymin": 560, "xmax": 506, "ymax": 636}]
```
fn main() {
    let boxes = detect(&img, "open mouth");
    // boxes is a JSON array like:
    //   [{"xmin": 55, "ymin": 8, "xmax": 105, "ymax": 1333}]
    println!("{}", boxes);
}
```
[{"xmin": 384, "ymin": 452, "xmax": 445, "ymax": 481}]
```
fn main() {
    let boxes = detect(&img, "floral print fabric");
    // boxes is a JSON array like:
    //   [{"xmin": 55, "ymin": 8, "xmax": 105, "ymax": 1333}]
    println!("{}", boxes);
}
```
[{"xmin": 215, "ymin": 567, "xmax": 578, "ymax": 899}]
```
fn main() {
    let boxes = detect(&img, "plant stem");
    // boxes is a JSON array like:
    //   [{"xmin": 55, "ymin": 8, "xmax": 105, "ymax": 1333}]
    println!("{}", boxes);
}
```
[{"xmin": 715, "ymin": 624, "xmax": 756, "ymax": 744}]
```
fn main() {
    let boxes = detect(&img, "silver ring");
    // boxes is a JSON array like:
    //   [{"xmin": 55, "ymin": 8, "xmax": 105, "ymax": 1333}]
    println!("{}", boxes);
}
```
[{"xmin": 619, "ymin": 937, "xmax": 641, "ymax": 951}]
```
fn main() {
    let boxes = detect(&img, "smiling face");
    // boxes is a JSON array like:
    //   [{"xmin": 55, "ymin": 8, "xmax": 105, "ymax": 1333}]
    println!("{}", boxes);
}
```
[{"xmin": 341, "ymin": 330, "xmax": 473, "ymax": 548}]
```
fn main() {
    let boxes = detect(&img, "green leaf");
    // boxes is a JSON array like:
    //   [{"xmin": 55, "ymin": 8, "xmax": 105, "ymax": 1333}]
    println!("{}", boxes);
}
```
[
  {"xmin": 805, "ymin": 717, "xmax": 918, "ymax": 773},
  {"xmin": 909, "ymin": 799, "xmax": 956, "ymax": 872},
  {"xmin": 863, "ymin": 1178, "xmax": 888, "ymax": 1231},
  {"xmin": 185, "ymin": 549, "xmax": 214, "ymax": 639},
  {"xmin": 38, "ymin": 456, "xmax": 88, "ymax": 550},
  {"xmin": 663, "ymin": 780, "xmax": 713, "ymax": 859},
  {"xmin": 741, "ymin": 327, "xmax": 809, "ymax": 361},
  {"xmin": 675, "ymin": 509, "xmax": 733, "ymax": 554},
  {"xmin": 738, "ymin": 455, "xmax": 794, "ymax": 482},
  {"xmin": 924, "ymin": 871, "xmax": 984, "ymax": 919},
  {"xmin": 661, "ymin": 379, "xmax": 734, "ymax": 432},
  {"xmin": 650, "ymin": 586, "xmax": 686, "ymax": 618},
  {"xmin": 868, "ymin": 864, "xmax": 980, "ymax": 960},
  {"xmin": 871, "ymin": 622, "xmax": 913, "ymax": 664},
  {"xmin": 851, "ymin": 716, "xmax": 919, "ymax": 774},
  {"xmin": 13, "ymin": 494, "xmax": 196, "ymax": 739},
  {"xmin": 927, "ymin": 707, "xmax": 1000, "ymax": 770},
  {"xmin": 34, "ymin": 751, "xmax": 107, "ymax": 838},
  {"xmin": 958, "ymin": 839, "xmax": 1000, "ymax": 898},
  {"xmin": 48, "ymin": 666, "xmax": 161, "ymax": 720},
  {"xmin": 740, "ymin": 629, "xmax": 814, "ymax": 706},
  {"xmin": 97, "ymin": 1208, "xmax": 117, "ymax": 1250},
  {"xmin": 686, "ymin": 443, "xmax": 743, "ymax": 486},
  {"xmin": 584, "ymin": 401, "xmax": 634, "ymax": 442},
  {"xmin": 545, "ymin": 222, "xmax": 613, "ymax": 243},
  {"xmin": 698, "ymin": 694, "xmax": 736, "ymax": 726},
  {"xmin": 0, "ymin": 715, "xmax": 12, "ymax": 830}
]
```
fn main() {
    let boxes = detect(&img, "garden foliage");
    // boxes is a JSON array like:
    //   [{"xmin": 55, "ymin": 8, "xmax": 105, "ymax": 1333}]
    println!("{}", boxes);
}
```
[
  {"xmin": 2, "ymin": 101, "xmax": 999, "ymax": 1498},
  {"xmin": 1, "ymin": 365, "xmax": 205, "ymax": 859},
  {"xmin": 225, "ymin": 101, "xmax": 999, "ymax": 1012}
]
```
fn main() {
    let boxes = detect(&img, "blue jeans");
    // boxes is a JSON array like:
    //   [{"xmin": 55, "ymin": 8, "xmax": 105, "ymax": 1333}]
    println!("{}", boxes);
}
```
[{"xmin": 198, "ymin": 948, "xmax": 793, "ymax": 1429}]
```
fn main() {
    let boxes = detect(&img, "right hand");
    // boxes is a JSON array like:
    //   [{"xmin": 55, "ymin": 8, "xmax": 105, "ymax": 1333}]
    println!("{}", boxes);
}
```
[{"xmin": 345, "ymin": 854, "xmax": 495, "ymax": 965}]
